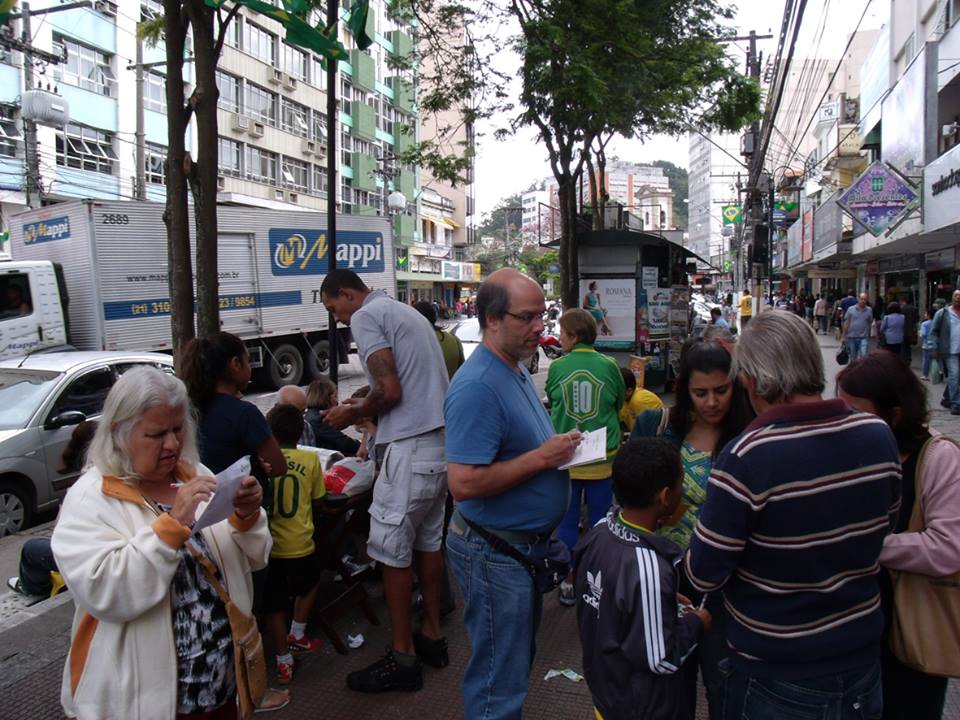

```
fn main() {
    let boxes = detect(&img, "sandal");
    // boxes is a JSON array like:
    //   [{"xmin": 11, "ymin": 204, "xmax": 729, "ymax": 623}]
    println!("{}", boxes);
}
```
[{"xmin": 254, "ymin": 688, "xmax": 291, "ymax": 713}]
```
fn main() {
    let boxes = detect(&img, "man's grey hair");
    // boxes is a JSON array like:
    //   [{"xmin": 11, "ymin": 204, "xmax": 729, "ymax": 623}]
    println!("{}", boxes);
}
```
[
  {"xmin": 733, "ymin": 310, "xmax": 825, "ymax": 404},
  {"xmin": 476, "ymin": 279, "xmax": 510, "ymax": 330},
  {"xmin": 87, "ymin": 366, "xmax": 199, "ymax": 483},
  {"xmin": 277, "ymin": 384, "xmax": 307, "ymax": 411}
]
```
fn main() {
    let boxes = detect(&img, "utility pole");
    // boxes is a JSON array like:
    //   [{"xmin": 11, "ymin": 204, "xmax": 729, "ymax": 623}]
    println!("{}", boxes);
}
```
[
  {"xmin": 134, "ymin": 35, "xmax": 146, "ymax": 200},
  {"xmin": 2, "ymin": 1, "xmax": 90, "ymax": 208},
  {"xmin": 326, "ymin": 0, "xmax": 339, "ymax": 387}
]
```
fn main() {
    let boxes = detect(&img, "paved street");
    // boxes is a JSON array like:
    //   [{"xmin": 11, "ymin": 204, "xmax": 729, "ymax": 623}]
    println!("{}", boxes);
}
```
[{"xmin": 1, "ymin": 330, "xmax": 959, "ymax": 719}]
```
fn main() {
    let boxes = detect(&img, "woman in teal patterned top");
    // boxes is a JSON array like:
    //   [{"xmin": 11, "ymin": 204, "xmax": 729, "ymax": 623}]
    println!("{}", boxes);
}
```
[{"xmin": 629, "ymin": 337, "xmax": 753, "ymax": 720}]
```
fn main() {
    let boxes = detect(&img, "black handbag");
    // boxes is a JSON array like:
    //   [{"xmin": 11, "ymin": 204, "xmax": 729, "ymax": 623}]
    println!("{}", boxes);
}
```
[
  {"xmin": 836, "ymin": 346, "xmax": 850, "ymax": 365},
  {"xmin": 462, "ymin": 516, "xmax": 570, "ymax": 594}
]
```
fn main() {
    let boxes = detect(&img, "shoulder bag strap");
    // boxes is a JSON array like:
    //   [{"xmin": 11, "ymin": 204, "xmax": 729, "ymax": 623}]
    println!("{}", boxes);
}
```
[
  {"xmin": 186, "ymin": 542, "xmax": 234, "ymax": 607},
  {"xmin": 460, "ymin": 515, "xmax": 535, "ymax": 578},
  {"xmin": 656, "ymin": 408, "xmax": 670, "ymax": 437}
]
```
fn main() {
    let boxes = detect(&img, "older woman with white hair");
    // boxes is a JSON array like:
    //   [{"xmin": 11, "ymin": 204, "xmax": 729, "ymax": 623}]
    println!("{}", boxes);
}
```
[{"xmin": 51, "ymin": 366, "xmax": 274, "ymax": 720}]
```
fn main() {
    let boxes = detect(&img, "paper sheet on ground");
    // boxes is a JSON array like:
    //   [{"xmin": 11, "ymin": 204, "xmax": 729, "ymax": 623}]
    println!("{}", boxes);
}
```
[
  {"xmin": 192, "ymin": 455, "xmax": 251, "ymax": 532},
  {"xmin": 558, "ymin": 428, "xmax": 606, "ymax": 470}
]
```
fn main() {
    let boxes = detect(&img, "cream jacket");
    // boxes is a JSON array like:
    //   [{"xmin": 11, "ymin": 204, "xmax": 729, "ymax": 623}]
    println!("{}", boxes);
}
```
[{"xmin": 51, "ymin": 464, "xmax": 272, "ymax": 720}]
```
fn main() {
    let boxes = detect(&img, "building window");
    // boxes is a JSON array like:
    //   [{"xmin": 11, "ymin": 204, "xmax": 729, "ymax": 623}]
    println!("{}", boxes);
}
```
[
  {"xmin": 216, "ymin": 71, "xmax": 241, "ymax": 113},
  {"xmin": 140, "ymin": 0, "xmax": 162, "ymax": 21},
  {"xmin": 309, "ymin": 56, "xmax": 327, "ymax": 89},
  {"xmin": 282, "ymin": 43, "xmax": 307, "ymax": 81},
  {"xmin": 341, "ymin": 129, "xmax": 352, "ymax": 166},
  {"xmin": 281, "ymin": 156, "xmax": 309, "ymax": 192},
  {"xmin": 312, "ymin": 164, "xmax": 328, "ymax": 197},
  {"xmin": 224, "ymin": 15, "xmax": 241, "ymax": 49},
  {"xmin": 312, "ymin": 112, "xmax": 327, "ymax": 143},
  {"xmin": 280, "ymin": 98, "xmax": 310, "ymax": 137},
  {"xmin": 145, "ymin": 142, "xmax": 166, "ymax": 185},
  {"xmin": 56, "ymin": 123, "xmax": 117, "ymax": 174},
  {"xmin": 243, "ymin": 22, "xmax": 276, "ymax": 65},
  {"xmin": 54, "ymin": 36, "xmax": 117, "ymax": 97},
  {"xmin": 244, "ymin": 146, "xmax": 277, "ymax": 184},
  {"xmin": 0, "ymin": 105, "xmax": 20, "ymax": 158},
  {"xmin": 144, "ymin": 71, "xmax": 166, "ymax": 112},
  {"xmin": 218, "ymin": 136, "xmax": 242, "ymax": 176},
  {"xmin": 341, "ymin": 178, "xmax": 353, "ymax": 212},
  {"xmin": 245, "ymin": 83, "xmax": 277, "ymax": 126},
  {"xmin": 341, "ymin": 77, "xmax": 353, "ymax": 102}
]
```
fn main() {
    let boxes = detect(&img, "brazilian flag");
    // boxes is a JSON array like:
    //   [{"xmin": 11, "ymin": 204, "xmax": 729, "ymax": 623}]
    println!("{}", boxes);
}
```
[
  {"xmin": 722, "ymin": 204, "xmax": 742, "ymax": 226},
  {"xmin": 1, "ymin": 0, "xmax": 16, "ymax": 23},
  {"xmin": 347, "ymin": 0, "xmax": 373, "ymax": 50},
  {"xmin": 203, "ymin": 0, "xmax": 346, "ymax": 62}
]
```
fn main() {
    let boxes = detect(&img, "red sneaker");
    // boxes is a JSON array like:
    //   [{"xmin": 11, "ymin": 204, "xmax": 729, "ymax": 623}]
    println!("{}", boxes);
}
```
[
  {"xmin": 287, "ymin": 633, "xmax": 323, "ymax": 653},
  {"xmin": 276, "ymin": 658, "xmax": 295, "ymax": 685}
]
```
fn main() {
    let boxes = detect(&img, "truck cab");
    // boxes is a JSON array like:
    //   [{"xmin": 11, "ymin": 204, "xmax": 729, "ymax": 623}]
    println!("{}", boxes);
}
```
[{"xmin": 0, "ymin": 262, "xmax": 68, "ymax": 360}]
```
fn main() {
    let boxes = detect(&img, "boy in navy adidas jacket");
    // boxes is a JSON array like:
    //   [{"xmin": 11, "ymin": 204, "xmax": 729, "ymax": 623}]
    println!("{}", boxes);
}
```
[{"xmin": 574, "ymin": 438, "xmax": 711, "ymax": 720}]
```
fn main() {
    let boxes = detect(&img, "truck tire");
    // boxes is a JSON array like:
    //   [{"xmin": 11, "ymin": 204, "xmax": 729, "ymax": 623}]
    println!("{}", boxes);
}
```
[
  {"xmin": 266, "ymin": 343, "xmax": 304, "ymax": 388},
  {"xmin": 305, "ymin": 339, "xmax": 331, "ymax": 380},
  {"xmin": 0, "ymin": 480, "xmax": 31, "ymax": 537}
]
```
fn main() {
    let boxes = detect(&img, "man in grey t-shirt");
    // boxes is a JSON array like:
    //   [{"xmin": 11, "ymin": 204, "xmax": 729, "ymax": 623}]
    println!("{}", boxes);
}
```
[
  {"xmin": 842, "ymin": 293, "xmax": 874, "ymax": 362},
  {"xmin": 321, "ymin": 269, "xmax": 450, "ymax": 693}
]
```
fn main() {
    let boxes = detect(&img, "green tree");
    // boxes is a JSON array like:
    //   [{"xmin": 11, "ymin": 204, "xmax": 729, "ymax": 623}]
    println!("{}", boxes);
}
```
[
  {"xmin": 395, "ymin": 0, "xmax": 760, "ymax": 308},
  {"xmin": 653, "ymin": 161, "xmax": 689, "ymax": 229},
  {"xmin": 475, "ymin": 192, "xmax": 523, "ymax": 244}
]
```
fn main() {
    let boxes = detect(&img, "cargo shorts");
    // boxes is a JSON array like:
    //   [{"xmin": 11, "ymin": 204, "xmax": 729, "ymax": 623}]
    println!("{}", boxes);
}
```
[{"xmin": 367, "ymin": 428, "xmax": 448, "ymax": 568}]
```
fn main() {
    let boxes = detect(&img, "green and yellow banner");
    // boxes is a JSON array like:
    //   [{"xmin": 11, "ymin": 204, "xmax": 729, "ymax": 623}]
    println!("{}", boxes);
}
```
[{"xmin": 722, "ymin": 204, "xmax": 742, "ymax": 225}]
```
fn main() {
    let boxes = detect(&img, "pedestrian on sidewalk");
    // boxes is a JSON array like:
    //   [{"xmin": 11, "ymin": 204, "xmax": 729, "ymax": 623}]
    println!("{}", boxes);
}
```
[
  {"xmin": 879, "ymin": 302, "xmax": 906, "ymax": 357},
  {"xmin": 263, "ymin": 404, "xmax": 328, "ymax": 687},
  {"xmin": 920, "ymin": 309, "xmax": 936, "ymax": 381},
  {"xmin": 574, "ymin": 438, "xmax": 711, "ymax": 720},
  {"xmin": 738, "ymin": 288, "xmax": 753, "ymax": 328},
  {"xmin": 321, "ymin": 269, "xmax": 451, "ymax": 692},
  {"xmin": 931, "ymin": 290, "xmax": 960, "ymax": 415},
  {"xmin": 814, "ymin": 294, "xmax": 827, "ymax": 334},
  {"xmin": 686, "ymin": 311, "xmax": 901, "ymax": 719},
  {"xmin": 837, "ymin": 350, "xmax": 960, "ymax": 720},
  {"xmin": 546, "ymin": 308, "xmax": 625, "ymax": 608},
  {"xmin": 51, "ymin": 366, "xmax": 275, "ymax": 720},
  {"xmin": 444, "ymin": 269, "xmax": 581, "ymax": 720},
  {"xmin": 842, "ymin": 293, "xmax": 874, "ymax": 363},
  {"xmin": 629, "ymin": 337, "xmax": 753, "ymax": 719}
]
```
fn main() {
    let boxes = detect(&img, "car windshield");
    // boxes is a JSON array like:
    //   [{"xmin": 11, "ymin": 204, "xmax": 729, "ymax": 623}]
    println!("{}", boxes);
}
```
[
  {"xmin": 0, "ymin": 369, "xmax": 62, "ymax": 430},
  {"xmin": 453, "ymin": 321, "xmax": 482, "ymax": 343}
]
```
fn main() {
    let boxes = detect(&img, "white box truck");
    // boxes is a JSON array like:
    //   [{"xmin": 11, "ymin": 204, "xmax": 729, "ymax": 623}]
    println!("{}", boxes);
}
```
[{"xmin": 6, "ymin": 199, "xmax": 396, "ymax": 387}]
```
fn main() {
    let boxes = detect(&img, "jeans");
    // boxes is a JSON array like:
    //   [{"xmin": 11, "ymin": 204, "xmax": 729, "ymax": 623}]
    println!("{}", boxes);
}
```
[
  {"xmin": 446, "ymin": 526, "xmax": 542, "ymax": 720},
  {"xmin": 557, "ymin": 479, "xmax": 612, "ymax": 555},
  {"xmin": 720, "ymin": 661, "xmax": 882, "ymax": 720},
  {"xmin": 922, "ymin": 348, "xmax": 933, "ymax": 378},
  {"xmin": 847, "ymin": 337, "xmax": 869, "ymax": 362},
  {"xmin": 18, "ymin": 538, "xmax": 58, "ymax": 596},
  {"xmin": 946, "ymin": 354, "xmax": 960, "ymax": 410}
]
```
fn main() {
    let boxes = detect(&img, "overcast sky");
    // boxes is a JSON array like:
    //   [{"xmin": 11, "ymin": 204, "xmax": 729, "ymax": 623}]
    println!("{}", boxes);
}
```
[{"xmin": 471, "ymin": 0, "xmax": 888, "ymax": 216}]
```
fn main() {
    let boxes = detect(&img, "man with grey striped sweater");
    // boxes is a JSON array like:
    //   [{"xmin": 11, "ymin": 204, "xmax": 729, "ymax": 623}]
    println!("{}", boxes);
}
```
[{"xmin": 686, "ymin": 311, "xmax": 901, "ymax": 720}]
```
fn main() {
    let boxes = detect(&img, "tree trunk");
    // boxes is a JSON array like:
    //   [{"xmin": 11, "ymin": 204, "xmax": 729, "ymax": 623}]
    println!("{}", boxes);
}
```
[
  {"xmin": 584, "ymin": 151, "xmax": 601, "ymax": 231},
  {"xmin": 596, "ymin": 143, "xmax": 608, "ymax": 226},
  {"xmin": 185, "ymin": 0, "xmax": 220, "ymax": 338},
  {"xmin": 163, "ymin": 0, "xmax": 194, "ymax": 367},
  {"xmin": 557, "ymin": 177, "xmax": 579, "ymax": 309}
]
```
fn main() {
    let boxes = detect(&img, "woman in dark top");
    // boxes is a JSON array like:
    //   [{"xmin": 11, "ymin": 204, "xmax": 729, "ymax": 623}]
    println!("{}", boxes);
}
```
[
  {"xmin": 837, "ymin": 351, "xmax": 960, "ymax": 720},
  {"xmin": 180, "ymin": 332, "xmax": 286, "ymax": 478},
  {"xmin": 304, "ymin": 378, "xmax": 360, "ymax": 457}
]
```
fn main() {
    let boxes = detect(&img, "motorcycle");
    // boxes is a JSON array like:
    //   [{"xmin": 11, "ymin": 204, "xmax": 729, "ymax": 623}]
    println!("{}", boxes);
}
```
[{"xmin": 539, "ymin": 332, "xmax": 562, "ymax": 359}]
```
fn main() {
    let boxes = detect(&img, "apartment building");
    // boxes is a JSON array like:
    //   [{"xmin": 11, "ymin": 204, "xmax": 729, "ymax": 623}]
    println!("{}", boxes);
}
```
[
  {"xmin": 0, "ymin": 0, "xmax": 421, "ymax": 248},
  {"xmin": 687, "ymin": 132, "xmax": 741, "ymax": 272}
]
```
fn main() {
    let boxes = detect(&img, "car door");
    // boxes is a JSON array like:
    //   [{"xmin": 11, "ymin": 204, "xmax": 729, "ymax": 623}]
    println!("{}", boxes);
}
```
[{"xmin": 40, "ymin": 365, "xmax": 115, "ymax": 495}]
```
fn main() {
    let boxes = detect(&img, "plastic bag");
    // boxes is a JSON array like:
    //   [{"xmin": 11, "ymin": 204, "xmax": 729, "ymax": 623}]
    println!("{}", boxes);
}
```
[
  {"xmin": 324, "ymin": 457, "xmax": 376, "ymax": 496},
  {"xmin": 931, "ymin": 358, "xmax": 942, "ymax": 385}
]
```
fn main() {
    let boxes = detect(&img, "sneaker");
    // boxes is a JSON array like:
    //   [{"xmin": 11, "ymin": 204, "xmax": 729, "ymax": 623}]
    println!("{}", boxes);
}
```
[
  {"xmin": 558, "ymin": 582, "xmax": 576, "ymax": 607},
  {"xmin": 6, "ymin": 577, "xmax": 42, "ymax": 599},
  {"xmin": 288, "ymin": 634, "xmax": 323, "ymax": 654},
  {"xmin": 276, "ymin": 658, "xmax": 294, "ymax": 685},
  {"xmin": 346, "ymin": 648, "xmax": 423, "ymax": 693},
  {"xmin": 413, "ymin": 632, "xmax": 449, "ymax": 668}
]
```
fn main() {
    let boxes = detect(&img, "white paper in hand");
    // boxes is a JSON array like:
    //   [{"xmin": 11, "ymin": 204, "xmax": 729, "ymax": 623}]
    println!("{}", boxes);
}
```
[
  {"xmin": 192, "ymin": 455, "xmax": 251, "ymax": 533},
  {"xmin": 558, "ymin": 428, "xmax": 607, "ymax": 471}
]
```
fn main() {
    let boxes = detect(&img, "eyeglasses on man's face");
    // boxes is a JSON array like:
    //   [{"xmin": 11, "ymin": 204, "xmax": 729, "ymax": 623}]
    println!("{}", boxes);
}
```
[{"xmin": 504, "ymin": 310, "xmax": 546, "ymax": 324}]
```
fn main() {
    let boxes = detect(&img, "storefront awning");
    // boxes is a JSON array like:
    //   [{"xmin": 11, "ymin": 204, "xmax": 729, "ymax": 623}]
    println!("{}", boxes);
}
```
[
  {"xmin": 421, "ymin": 213, "xmax": 457, "ymax": 230},
  {"xmin": 396, "ymin": 270, "xmax": 446, "ymax": 283}
]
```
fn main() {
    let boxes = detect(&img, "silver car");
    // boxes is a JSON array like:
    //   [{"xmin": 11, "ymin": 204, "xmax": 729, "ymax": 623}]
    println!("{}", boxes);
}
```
[{"xmin": 0, "ymin": 351, "xmax": 175, "ymax": 536}]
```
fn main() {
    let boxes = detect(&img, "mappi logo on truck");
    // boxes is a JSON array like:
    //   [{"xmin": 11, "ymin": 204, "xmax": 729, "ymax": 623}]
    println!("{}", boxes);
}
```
[
  {"xmin": 23, "ymin": 217, "xmax": 70, "ymax": 245},
  {"xmin": 269, "ymin": 229, "xmax": 384, "ymax": 275}
]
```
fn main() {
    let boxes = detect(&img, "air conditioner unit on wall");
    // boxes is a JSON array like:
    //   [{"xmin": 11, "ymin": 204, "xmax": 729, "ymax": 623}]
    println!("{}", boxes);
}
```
[
  {"xmin": 231, "ymin": 114, "xmax": 251, "ymax": 132},
  {"xmin": 283, "ymin": 74, "xmax": 298, "ymax": 91},
  {"xmin": 302, "ymin": 139, "xmax": 316, "ymax": 156},
  {"xmin": 217, "ymin": 175, "xmax": 226, "ymax": 190},
  {"xmin": 248, "ymin": 121, "xmax": 265, "ymax": 138},
  {"xmin": 288, "ymin": 191, "xmax": 299, "ymax": 204},
  {"xmin": 268, "ymin": 68, "xmax": 283, "ymax": 85}
]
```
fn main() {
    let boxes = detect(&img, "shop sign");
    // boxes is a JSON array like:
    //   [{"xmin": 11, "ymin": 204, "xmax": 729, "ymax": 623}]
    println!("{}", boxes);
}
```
[
  {"xmin": 837, "ymin": 161, "xmax": 919, "ymax": 237},
  {"xmin": 801, "ymin": 209, "xmax": 814, "ymax": 262},
  {"xmin": 881, "ymin": 44, "xmax": 935, "ymax": 177},
  {"xmin": 579, "ymin": 278, "xmax": 637, "ymax": 349},
  {"xmin": 925, "ymin": 247, "xmax": 957, "ymax": 271},
  {"xmin": 923, "ymin": 142, "xmax": 960, "ymax": 233},
  {"xmin": 772, "ymin": 198, "xmax": 799, "ymax": 225},
  {"xmin": 442, "ymin": 261, "xmax": 462, "ymax": 281},
  {"xmin": 787, "ymin": 218, "xmax": 802, "ymax": 267}
]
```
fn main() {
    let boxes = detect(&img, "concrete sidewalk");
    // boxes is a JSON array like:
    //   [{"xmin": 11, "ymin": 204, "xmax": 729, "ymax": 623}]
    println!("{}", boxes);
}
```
[{"xmin": 2, "ymin": 332, "xmax": 959, "ymax": 719}]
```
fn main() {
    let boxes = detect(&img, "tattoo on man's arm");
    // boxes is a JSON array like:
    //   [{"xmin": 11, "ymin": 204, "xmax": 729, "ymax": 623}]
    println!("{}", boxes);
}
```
[{"xmin": 362, "ymin": 349, "xmax": 400, "ymax": 416}]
